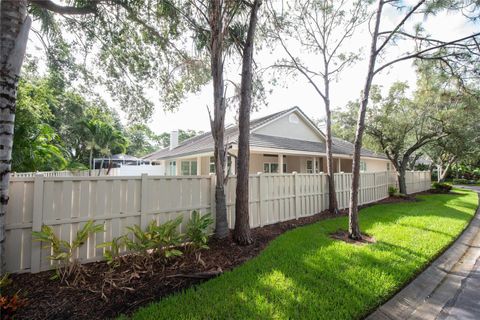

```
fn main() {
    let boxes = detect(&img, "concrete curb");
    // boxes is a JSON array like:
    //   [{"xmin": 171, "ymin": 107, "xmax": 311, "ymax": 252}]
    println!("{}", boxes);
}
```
[{"xmin": 366, "ymin": 190, "xmax": 480, "ymax": 320}]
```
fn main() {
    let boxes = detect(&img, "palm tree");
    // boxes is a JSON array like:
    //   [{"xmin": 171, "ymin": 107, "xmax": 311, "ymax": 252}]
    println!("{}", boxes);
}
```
[
  {"xmin": 82, "ymin": 120, "xmax": 103, "ymax": 176},
  {"xmin": 96, "ymin": 126, "xmax": 127, "ymax": 176}
]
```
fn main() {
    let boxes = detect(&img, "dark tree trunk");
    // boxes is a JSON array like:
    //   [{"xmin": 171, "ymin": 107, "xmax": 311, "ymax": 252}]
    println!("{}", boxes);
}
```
[
  {"xmin": 0, "ymin": 0, "xmax": 31, "ymax": 274},
  {"xmin": 233, "ymin": 0, "xmax": 261, "ymax": 246},
  {"xmin": 348, "ymin": 0, "xmax": 383, "ymax": 241},
  {"xmin": 106, "ymin": 157, "xmax": 113, "ymax": 175},
  {"xmin": 89, "ymin": 148, "xmax": 93, "ymax": 176},
  {"xmin": 210, "ymin": 0, "xmax": 228, "ymax": 239},
  {"xmin": 397, "ymin": 165, "xmax": 407, "ymax": 194},
  {"xmin": 324, "ymin": 79, "xmax": 338, "ymax": 214}
]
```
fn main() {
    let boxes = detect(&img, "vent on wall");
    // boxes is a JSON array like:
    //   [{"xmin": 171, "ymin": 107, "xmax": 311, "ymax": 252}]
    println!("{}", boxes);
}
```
[{"xmin": 289, "ymin": 114, "xmax": 299, "ymax": 124}]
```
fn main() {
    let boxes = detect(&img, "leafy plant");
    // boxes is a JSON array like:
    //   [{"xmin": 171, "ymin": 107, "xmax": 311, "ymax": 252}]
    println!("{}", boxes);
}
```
[
  {"xmin": 388, "ymin": 186, "xmax": 398, "ymax": 197},
  {"xmin": 452, "ymin": 178, "xmax": 478, "ymax": 185},
  {"xmin": 97, "ymin": 236, "xmax": 127, "ymax": 268},
  {"xmin": 32, "ymin": 220, "xmax": 104, "ymax": 284},
  {"xmin": 185, "ymin": 211, "xmax": 213, "ymax": 251},
  {"xmin": 0, "ymin": 273, "xmax": 27, "ymax": 319},
  {"xmin": 124, "ymin": 216, "xmax": 184, "ymax": 260},
  {"xmin": 432, "ymin": 182, "xmax": 452, "ymax": 193}
]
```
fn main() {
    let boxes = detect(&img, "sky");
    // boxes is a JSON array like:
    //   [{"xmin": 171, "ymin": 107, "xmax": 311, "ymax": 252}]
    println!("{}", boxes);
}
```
[{"xmin": 26, "ymin": 1, "xmax": 478, "ymax": 135}]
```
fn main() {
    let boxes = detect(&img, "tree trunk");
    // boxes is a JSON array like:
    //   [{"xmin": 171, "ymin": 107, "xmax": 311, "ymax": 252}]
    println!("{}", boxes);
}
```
[
  {"xmin": 89, "ymin": 148, "xmax": 93, "ymax": 176},
  {"xmin": 106, "ymin": 157, "xmax": 113, "ymax": 175},
  {"xmin": 348, "ymin": 0, "xmax": 383, "ymax": 241},
  {"xmin": 233, "ymin": 0, "xmax": 261, "ymax": 246},
  {"xmin": 324, "ymin": 79, "xmax": 339, "ymax": 214},
  {"xmin": 397, "ymin": 165, "xmax": 407, "ymax": 194},
  {"xmin": 439, "ymin": 159, "xmax": 454, "ymax": 182},
  {"xmin": 210, "ymin": 0, "xmax": 228, "ymax": 239},
  {"xmin": 0, "ymin": 0, "xmax": 31, "ymax": 274},
  {"xmin": 98, "ymin": 158, "xmax": 104, "ymax": 176}
]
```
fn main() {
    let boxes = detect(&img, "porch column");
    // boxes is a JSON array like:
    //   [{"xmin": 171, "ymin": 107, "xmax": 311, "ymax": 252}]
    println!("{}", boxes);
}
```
[
  {"xmin": 230, "ymin": 156, "xmax": 236, "ymax": 175},
  {"xmin": 161, "ymin": 160, "xmax": 167, "ymax": 175},
  {"xmin": 175, "ymin": 159, "xmax": 181, "ymax": 176},
  {"xmin": 196, "ymin": 156, "xmax": 202, "ymax": 175},
  {"xmin": 338, "ymin": 158, "xmax": 342, "ymax": 173},
  {"xmin": 278, "ymin": 154, "xmax": 284, "ymax": 173},
  {"xmin": 313, "ymin": 157, "xmax": 317, "ymax": 173}
]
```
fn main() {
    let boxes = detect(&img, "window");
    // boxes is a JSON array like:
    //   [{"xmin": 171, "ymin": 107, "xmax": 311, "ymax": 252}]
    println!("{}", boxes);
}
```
[
  {"xmin": 306, "ymin": 160, "xmax": 320, "ymax": 173},
  {"xmin": 283, "ymin": 163, "xmax": 287, "ymax": 173},
  {"xmin": 209, "ymin": 157, "xmax": 215, "ymax": 173},
  {"xmin": 209, "ymin": 156, "xmax": 232, "ymax": 174},
  {"xmin": 360, "ymin": 160, "xmax": 367, "ymax": 172},
  {"xmin": 387, "ymin": 162, "xmax": 391, "ymax": 171},
  {"xmin": 264, "ymin": 163, "xmax": 279, "ymax": 173},
  {"xmin": 168, "ymin": 161, "xmax": 176, "ymax": 175},
  {"xmin": 181, "ymin": 160, "xmax": 197, "ymax": 175}
]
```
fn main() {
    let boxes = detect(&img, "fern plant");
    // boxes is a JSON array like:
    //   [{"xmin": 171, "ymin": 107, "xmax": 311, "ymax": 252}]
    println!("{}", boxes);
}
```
[
  {"xmin": 185, "ymin": 211, "xmax": 213, "ymax": 252},
  {"xmin": 32, "ymin": 220, "xmax": 104, "ymax": 283}
]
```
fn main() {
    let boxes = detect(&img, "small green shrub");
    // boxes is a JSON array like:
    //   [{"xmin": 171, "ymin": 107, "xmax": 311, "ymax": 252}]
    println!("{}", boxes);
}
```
[
  {"xmin": 97, "ymin": 236, "xmax": 127, "ymax": 268},
  {"xmin": 185, "ymin": 211, "xmax": 214, "ymax": 251},
  {"xmin": 432, "ymin": 182, "xmax": 452, "ymax": 193},
  {"xmin": 388, "ymin": 186, "xmax": 398, "ymax": 197},
  {"xmin": 452, "ymin": 178, "xmax": 469, "ymax": 185},
  {"xmin": 32, "ymin": 220, "xmax": 104, "ymax": 283},
  {"xmin": 124, "ymin": 216, "xmax": 184, "ymax": 260}
]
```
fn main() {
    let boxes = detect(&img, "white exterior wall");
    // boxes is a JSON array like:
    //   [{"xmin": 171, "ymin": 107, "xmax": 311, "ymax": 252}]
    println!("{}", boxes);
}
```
[
  {"xmin": 254, "ymin": 113, "xmax": 323, "ymax": 142},
  {"xmin": 363, "ymin": 158, "xmax": 390, "ymax": 172},
  {"xmin": 111, "ymin": 165, "xmax": 165, "ymax": 176}
]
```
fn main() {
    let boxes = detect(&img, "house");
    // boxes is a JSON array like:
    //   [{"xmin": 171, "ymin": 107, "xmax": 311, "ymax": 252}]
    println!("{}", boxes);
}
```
[{"xmin": 144, "ymin": 107, "xmax": 390, "ymax": 176}]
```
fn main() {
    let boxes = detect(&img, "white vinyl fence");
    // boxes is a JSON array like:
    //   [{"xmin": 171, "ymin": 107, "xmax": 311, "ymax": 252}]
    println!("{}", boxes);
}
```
[
  {"xmin": 11, "ymin": 170, "xmax": 93, "ymax": 178},
  {"xmin": 5, "ymin": 171, "xmax": 430, "ymax": 273},
  {"xmin": 388, "ymin": 171, "xmax": 432, "ymax": 194}
]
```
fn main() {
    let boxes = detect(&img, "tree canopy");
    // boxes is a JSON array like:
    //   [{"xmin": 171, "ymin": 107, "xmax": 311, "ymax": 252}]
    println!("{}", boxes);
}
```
[{"xmin": 12, "ymin": 68, "xmax": 201, "ymax": 172}]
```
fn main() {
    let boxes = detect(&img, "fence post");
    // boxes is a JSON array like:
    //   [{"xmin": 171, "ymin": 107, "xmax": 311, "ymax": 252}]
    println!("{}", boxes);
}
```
[
  {"xmin": 140, "ymin": 173, "xmax": 149, "ymax": 229},
  {"xmin": 31, "ymin": 174, "xmax": 44, "ymax": 273},
  {"xmin": 259, "ymin": 173, "xmax": 267, "ymax": 226},
  {"xmin": 293, "ymin": 172, "xmax": 300, "ymax": 219}
]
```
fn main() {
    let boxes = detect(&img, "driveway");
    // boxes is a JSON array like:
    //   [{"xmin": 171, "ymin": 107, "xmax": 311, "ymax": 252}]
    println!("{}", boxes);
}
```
[{"xmin": 367, "ymin": 186, "xmax": 480, "ymax": 320}]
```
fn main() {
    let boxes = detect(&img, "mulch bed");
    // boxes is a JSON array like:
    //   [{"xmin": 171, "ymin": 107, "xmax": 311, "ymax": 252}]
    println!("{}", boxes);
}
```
[{"xmin": 4, "ymin": 195, "xmax": 421, "ymax": 320}]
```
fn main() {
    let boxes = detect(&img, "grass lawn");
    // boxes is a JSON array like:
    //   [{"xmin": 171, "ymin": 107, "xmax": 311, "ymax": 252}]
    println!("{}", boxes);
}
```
[{"xmin": 123, "ymin": 189, "xmax": 478, "ymax": 320}]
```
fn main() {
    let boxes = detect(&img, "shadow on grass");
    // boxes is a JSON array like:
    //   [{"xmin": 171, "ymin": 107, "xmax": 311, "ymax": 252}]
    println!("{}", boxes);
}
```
[{"xmin": 127, "ymin": 190, "xmax": 477, "ymax": 320}]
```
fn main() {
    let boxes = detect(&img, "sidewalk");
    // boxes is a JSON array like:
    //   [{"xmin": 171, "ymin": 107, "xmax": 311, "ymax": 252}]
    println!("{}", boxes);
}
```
[{"xmin": 367, "ymin": 186, "xmax": 480, "ymax": 320}]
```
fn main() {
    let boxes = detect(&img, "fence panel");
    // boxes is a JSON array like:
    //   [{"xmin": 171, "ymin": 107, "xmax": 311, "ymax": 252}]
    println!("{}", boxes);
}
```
[{"xmin": 5, "ymin": 170, "xmax": 431, "ymax": 273}]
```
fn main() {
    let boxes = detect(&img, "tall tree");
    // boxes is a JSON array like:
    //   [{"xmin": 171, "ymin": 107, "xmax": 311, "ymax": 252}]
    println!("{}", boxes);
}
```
[
  {"xmin": 266, "ymin": 0, "xmax": 368, "ymax": 214},
  {"xmin": 174, "ymin": 0, "xmax": 251, "ymax": 239},
  {"xmin": 0, "ymin": 0, "xmax": 206, "ymax": 273},
  {"xmin": 365, "ymin": 81, "xmax": 458, "ymax": 193},
  {"xmin": 347, "ymin": 0, "xmax": 480, "ymax": 240},
  {"xmin": 234, "ymin": 0, "xmax": 262, "ymax": 245},
  {"xmin": 12, "ymin": 77, "xmax": 67, "ymax": 172}
]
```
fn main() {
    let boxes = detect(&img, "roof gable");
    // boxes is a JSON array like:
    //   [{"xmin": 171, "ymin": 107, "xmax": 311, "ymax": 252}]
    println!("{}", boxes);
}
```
[{"xmin": 252, "ymin": 107, "xmax": 325, "ymax": 143}]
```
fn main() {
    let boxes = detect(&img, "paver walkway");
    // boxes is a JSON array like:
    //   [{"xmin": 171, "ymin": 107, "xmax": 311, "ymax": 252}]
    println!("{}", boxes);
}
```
[{"xmin": 367, "ymin": 186, "xmax": 480, "ymax": 320}]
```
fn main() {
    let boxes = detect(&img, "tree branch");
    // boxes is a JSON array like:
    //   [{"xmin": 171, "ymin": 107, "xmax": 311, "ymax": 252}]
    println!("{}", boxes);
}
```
[
  {"xmin": 375, "ymin": 0, "xmax": 427, "ymax": 54},
  {"xmin": 374, "ymin": 32, "xmax": 480, "ymax": 75},
  {"xmin": 30, "ymin": 0, "xmax": 97, "ymax": 15}
]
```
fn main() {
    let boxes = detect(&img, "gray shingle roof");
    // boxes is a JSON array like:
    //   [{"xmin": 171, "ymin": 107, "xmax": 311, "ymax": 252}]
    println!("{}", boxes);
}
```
[{"xmin": 143, "ymin": 107, "xmax": 386, "ymax": 160}]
